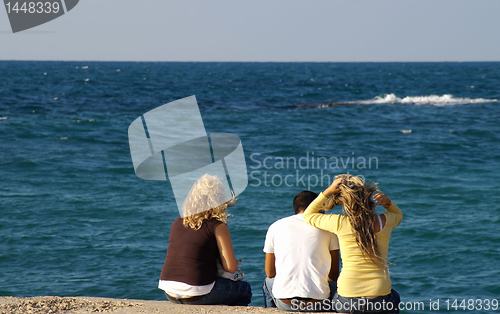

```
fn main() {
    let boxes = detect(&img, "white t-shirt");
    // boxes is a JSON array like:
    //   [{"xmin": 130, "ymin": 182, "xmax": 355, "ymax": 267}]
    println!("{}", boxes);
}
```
[{"xmin": 263, "ymin": 213, "xmax": 339, "ymax": 300}]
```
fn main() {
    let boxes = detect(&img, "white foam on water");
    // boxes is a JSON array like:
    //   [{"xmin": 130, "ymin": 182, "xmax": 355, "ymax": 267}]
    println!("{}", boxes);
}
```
[
  {"xmin": 0, "ymin": 116, "xmax": 8, "ymax": 121},
  {"xmin": 349, "ymin": 93, "xmax": 498, "ymax": 106},
  {"xmin": 317, "ymin": 103, "xmax": 331, "ymax": 109}
]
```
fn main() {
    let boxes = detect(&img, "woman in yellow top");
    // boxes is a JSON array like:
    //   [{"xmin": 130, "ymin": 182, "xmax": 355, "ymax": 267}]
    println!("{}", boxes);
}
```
[{"xmin": 304, "ymin": 174, "xmax": 402, "ymax": 313}]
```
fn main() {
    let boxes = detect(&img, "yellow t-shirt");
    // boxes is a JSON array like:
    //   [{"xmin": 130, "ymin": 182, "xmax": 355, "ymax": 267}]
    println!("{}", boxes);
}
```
[{"xmin": 304, "ymin": 192, "xmax": 403, "ymax": 298}]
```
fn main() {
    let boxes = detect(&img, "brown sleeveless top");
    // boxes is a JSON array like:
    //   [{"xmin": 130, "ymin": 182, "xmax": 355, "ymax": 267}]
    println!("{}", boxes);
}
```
[{"xmin": 160, "ymin": 217, "xmax": 222, "ymax": 285}]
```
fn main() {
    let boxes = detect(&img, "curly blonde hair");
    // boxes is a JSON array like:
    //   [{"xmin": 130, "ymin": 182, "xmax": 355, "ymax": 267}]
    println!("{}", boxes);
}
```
[
  {"xmin": 333, "ymin": 174, "xmax": 384, "ymax": 266},
  {"xmin": 181, "ymin": 174, "xmax": 236, "ymax": 230}
]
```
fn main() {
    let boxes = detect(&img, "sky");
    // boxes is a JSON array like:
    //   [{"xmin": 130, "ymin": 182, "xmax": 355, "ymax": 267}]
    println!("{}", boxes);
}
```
[{"xmin": 1, "ymin": 0, "xmax": 500, "ymax": 62}]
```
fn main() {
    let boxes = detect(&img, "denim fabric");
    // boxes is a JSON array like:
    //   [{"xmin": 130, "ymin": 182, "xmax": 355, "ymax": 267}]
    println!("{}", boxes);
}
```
[
  {"xmin": 165, "ymin": 277, "xmax": 252, "ymax": 306},
  {"xmin": 262, "ymin": 277, "xmax": 337, "ymax": 312},
  {"xmin": 331, "ymin": 289, "xmax": 401, "ymax": 314},
  {"xmin": 262, "ymin": 277, "xmax": 291, "ymax": 311}
]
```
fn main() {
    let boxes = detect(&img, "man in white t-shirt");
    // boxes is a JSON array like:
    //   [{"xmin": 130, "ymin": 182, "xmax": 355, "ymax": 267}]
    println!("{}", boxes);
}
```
[{"xmin": 262, "ymin": 191, "xmax": 340, "ymax": 311}]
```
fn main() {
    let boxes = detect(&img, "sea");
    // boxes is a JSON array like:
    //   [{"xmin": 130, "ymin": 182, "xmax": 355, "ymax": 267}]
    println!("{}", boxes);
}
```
[{"xmin": 1, "ymin": 61, "xmax": 500, "ymax": 312}]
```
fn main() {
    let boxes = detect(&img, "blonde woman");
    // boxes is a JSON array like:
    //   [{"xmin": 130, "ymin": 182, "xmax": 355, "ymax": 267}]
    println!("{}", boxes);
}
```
[
  {"xmin": 304, "ymin": 174, "xmax": 402, "ymax": 313},
  {"xmin": 158, "ymin": 174, "xmax": 252, "ymax": 305}
]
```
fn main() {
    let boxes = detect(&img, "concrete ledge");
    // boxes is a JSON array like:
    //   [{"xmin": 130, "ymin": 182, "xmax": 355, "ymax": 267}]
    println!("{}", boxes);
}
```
[{"xmin": 0, "ymin": 296, "xmax": 283, "ymax": 314}]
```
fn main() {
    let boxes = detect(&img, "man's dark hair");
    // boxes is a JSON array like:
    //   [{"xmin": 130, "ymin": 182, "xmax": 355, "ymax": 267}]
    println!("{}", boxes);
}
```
[{"xmin": 293, "ymin": 191, "xmax": 319, "ymax": 214}]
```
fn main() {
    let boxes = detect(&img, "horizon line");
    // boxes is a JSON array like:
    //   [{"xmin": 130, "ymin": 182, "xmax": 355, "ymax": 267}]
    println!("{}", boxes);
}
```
[{"xmin": 1, "ymin": 59, "xmax": 500, "ymax": 63}]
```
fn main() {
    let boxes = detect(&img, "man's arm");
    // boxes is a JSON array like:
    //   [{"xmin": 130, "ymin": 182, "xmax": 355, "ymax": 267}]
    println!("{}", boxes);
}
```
[
  {"xmin": 265, "ymin": 253, "xmax": 276, "ymax": 278},
  {"xmin": 329, "ymin": 250, "xmax": 340, "ymax": 282}
]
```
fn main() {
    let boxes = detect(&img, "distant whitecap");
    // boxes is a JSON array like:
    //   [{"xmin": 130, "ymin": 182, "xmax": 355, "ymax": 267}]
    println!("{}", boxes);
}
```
[
  {"xmin": 81, "ymin": 65, "xmax": 89, "ymax": 69},
  {"xmin": 0, "ymin": 116, "xmax": 8, "ymax": 121},
  {"xmin": 348, "ymin": 93, "xmax": 498, "ymax": 106},
  {"xmin": 401, "ymin": 129, "xmax": 412, "ymax": 134},
  {"xmin": 84, "ymin": 78, "xmax": 90, "ymax": 82}
]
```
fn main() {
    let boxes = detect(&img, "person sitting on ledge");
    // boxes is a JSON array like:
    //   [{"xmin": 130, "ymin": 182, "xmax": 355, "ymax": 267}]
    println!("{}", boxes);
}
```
[
  {"xmin": 158, "ymin": 174, "xmax": 252, "ymax": 306},
  {"xmin": 262, "ymin": 190, "xmax": 340, "ymax": 312},
  {"xmin": 304, "ymin": 174, "xmax": 402, "ymax": 314}
]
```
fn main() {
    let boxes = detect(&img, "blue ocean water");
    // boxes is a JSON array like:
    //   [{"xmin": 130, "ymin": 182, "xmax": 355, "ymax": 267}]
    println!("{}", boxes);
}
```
[{"xmin": 1, "ymin": 62, "xmax": 500, "ymax": 311}]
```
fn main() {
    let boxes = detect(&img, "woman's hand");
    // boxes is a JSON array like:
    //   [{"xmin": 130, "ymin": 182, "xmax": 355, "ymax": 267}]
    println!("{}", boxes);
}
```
[
  {"xmin": 373, "ymin": 192, "xmax": 392, "ymax": 208},
  {"xmin": 323, "ymin": 177, "xmax": 344, "ymax": 197}
]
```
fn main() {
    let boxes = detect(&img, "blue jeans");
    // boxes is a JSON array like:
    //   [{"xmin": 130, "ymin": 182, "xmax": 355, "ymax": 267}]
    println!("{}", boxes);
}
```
[
  {"xmin": 262, "ymin": 277, "xmax": 337, "ymax": 312},
  {"xmin": 165, "ymin": 277, "xmax": 252, "ymax": 306},
  {"xmin": 331, "ymin": 289, "xmax": 400, "ymax": 314}
]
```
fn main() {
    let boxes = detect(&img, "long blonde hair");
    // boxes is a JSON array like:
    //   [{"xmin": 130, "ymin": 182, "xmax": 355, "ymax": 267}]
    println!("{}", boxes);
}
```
[
  {"xmin": 181, "ymin": 174, "xmax": 236, "ymax": 230},
  {"xmin": 333, "ymin": 174, "xmax": 384, "ymax": 266}
]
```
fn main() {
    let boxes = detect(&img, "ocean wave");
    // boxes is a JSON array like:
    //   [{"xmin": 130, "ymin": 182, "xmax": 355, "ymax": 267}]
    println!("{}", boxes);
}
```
[{"xmin": 348, "ymin": 93, "xmax": 498, "ymax": 105}]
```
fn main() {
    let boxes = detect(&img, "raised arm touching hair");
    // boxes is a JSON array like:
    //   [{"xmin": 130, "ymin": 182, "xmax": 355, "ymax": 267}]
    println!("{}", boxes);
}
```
[
  {"xmin": 303, "ymin": 177, "xmax": 344, "ymax": 233},
  {"xmin": 215, "ymin": 223, "xmax": 239, "ymax": 273},
  {"xmin": 373, "ymin": 192, "xmax": 403, "ymax": 228}
]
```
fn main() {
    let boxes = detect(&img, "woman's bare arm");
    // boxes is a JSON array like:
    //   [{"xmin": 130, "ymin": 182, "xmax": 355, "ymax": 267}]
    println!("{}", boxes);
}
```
[{"xmin": 215, "ymin": 223, "xmax": 239, "ymax": 273}]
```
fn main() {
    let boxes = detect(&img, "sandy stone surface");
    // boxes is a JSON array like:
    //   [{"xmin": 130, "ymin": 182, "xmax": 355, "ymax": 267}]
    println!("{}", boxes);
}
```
[{"xmin": 0, "ymin": 296, "xmax": 281, "ymax": 314}]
